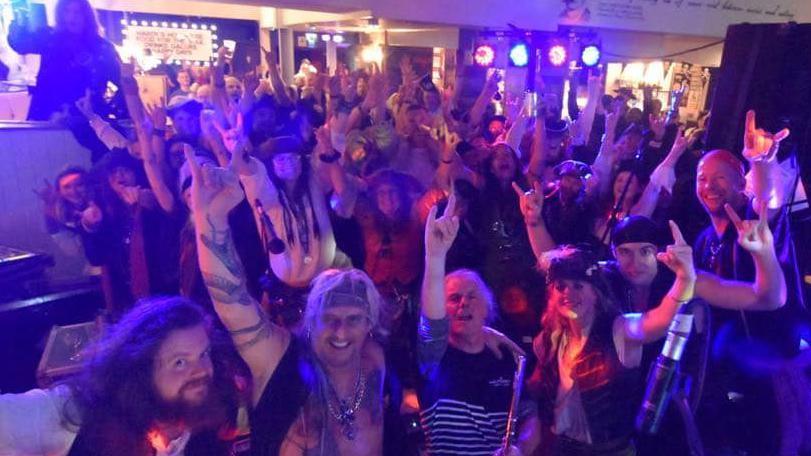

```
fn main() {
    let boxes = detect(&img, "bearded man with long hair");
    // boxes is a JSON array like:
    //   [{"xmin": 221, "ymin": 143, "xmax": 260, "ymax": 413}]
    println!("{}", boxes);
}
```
[{"xmin": 0, "ymin": 296, "xmax": 246, "ymax": 455}]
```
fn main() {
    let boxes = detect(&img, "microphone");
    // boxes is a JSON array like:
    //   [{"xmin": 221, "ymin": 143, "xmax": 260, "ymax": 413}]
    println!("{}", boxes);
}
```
[
  {"xmin": 254, "ymin": 199, "xmax": 286, "ymax": 255},
  {"xmin": 636, "ymin": 311, "xmax": 694, "ymax": 434}
]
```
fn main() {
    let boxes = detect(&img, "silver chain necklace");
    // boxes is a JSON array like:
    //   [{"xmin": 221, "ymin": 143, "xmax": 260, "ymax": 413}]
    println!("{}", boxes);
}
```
[{"xmin": 325, "ymin": 368, "xmax": 366, "ymax": 440}]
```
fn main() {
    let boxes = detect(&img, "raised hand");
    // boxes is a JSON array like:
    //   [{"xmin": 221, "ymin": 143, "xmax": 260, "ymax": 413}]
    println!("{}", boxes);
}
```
[
  {"xmin": 483, "ymin": 326, "xmax": 526, "ymax": 363},
  {"xmin": 242, "ymin": 71, "xmax": 260, "ymax": 96},
  {"xmin": 261, "ymin": 45, "xmax": 275, "ymax": 67},
  {"xmin": 117, "ymin": 185, "xmax": 142, "ymax": 206},
  {"xmin": 80, "ymin": 202, "xmax": 103, "ymax": 230},
  {"xmin": 656, "ymin": 220, "xmax": 695, "ymax": 281},
  {"xmin": 184, "ymin": 146, "xmax": 245, "ymax": 218},
  {"xmin": 424, "ymin": 192, "xmax": 460, "ymax": 259},
  {"xmin": 512, "ymin": 181, "xmax": 544, "ymax": 227},
  {"xmin": 724, "ymin": 201, "xmax": 774, "ymax": 256},
  {"xmin": 144, "ymin": 97, "xmax": 167, "ymax": 132},
  {"xmin": 742, "ymin": 109, "xmax": 789, "ymax": 162},
  {"xmin": 213, "ymin": 112, "xmax": 247, "ymax": 155}
]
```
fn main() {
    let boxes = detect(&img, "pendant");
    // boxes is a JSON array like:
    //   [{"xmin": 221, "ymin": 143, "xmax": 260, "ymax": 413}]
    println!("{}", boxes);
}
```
[
  {"xmin": 338, "ymin": 402, "xmax": 357, "ymax": 440},
  {"xmin": 304, "ymin": 255, "xmax": 313, "ymax": 265}
]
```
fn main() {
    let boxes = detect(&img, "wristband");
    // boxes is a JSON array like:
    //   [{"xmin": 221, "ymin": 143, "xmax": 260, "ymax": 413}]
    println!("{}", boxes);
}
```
[
  {"xmin": 666, "ymin": 293, "xmax": 692, "ymax": 304},
  {"xmin": 319, "ymin": 151, "xmax": 342, "ymax": 163},
  {"xmin": 649, "ymin": 140, "xmax": 663, "ymax": 148}
]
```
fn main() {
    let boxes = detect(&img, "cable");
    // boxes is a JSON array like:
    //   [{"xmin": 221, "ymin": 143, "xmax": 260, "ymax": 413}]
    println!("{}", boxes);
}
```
[{"xmin": 603, "ymin": 40, "xmax": 725, "ymax": 60}]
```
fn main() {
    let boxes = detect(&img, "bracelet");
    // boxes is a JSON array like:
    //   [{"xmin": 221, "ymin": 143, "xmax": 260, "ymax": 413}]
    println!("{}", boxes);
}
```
[
  {"xmin": 319, "ymin": 151, "xmax": 342, "ymax": 163},
  {"xmin": 649, "ymin": 140, "xmax": 663, "ymax": 148},
  {"xmin": 228, "ymin": 311, "xmax": 267, "ymax": 336},
  {"xmin": 666, "ymin": 293, "xmax": 692, "ymax": 304}
]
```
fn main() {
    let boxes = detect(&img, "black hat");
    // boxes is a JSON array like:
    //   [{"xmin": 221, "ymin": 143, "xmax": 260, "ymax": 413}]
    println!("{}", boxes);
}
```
[
  {"xmin": 543, "ymin": 246, "xmax": 612, "ymax": 298},
  {"xmin": 611, "ymin": 216, "xmax": 665, "ymax": 248}
]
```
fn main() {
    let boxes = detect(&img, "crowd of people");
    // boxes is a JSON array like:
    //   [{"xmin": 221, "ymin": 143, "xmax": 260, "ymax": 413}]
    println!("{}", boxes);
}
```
[{"xmin": 1, "ymin": 1, "xmax": 810, "ymax": 455}]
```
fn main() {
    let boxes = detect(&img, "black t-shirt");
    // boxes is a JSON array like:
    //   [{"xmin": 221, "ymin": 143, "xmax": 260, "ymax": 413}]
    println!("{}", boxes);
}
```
[
  {"xmin": 249, "ymin": 338, "xmax": 310, "ymax": 456},
  {"xmin": 694, "ymin": 201, "xmax": 806, "ymax": 362}
]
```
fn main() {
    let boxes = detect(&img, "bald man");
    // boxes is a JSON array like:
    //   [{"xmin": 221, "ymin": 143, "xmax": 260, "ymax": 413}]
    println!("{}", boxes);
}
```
[{"xmin": 690, "ymin": 112, "xmax": 808, "ymax": 455}]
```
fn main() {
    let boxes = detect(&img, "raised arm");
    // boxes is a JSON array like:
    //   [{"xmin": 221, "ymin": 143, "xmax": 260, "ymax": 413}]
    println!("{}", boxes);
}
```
[
  {"xmin": 569, "ymin": 75, "xmax": 602, "ymax": 148},
  {"xmin": 184, "ymin": 146, "xmax": 287, "ymax": 402},
  {"xmin": 621, "ymin": 221, "xmax": 696, "ymax": 343},
  {"xmin": 695, "ymin": 202, "xmax": 786, "ymax": 311},
  {"xmin": 591, "ymin": 107, "xmax": 620, "ymax": 197},
  {"xmin": 468, "ymin": 72, "xmax": 500, "ymax": 129},
  {"xmin": 312, "ymin": 117, "xmax": 357, "ymax": 218},
  {"xmin": 7, "ymin": 8, "xmax": 49, "ymax": 55},
  {"xmin": 136, "ymin": 100, "xmax": 176, "ymax": 213},
  {"xmin": 417, "ymin": 194, "xmax": 460, "ymax": 375},
  {"xmin": 631, "ymin": 130, "xmax": 687, "ymax": 218},
  {"xmin": 512, "ymin": 181, "xmax": 555, "ymax": 261},
  {"xmin": 527, "ymin": 109, "xmax": 546, "ymax": 184},
  {"xmin": 263, "ymin": 46, "xmax": 293, "ymax": 107}
]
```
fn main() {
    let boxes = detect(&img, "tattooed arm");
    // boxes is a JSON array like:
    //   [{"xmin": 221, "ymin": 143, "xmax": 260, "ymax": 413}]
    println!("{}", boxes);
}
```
[{"xmin": 185, "ymin": 148, "xmax": 289, "ymax": 404}]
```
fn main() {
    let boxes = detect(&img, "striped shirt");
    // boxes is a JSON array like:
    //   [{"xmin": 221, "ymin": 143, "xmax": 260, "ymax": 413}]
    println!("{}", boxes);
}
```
[{"xmin": 417, "ymin": 316, "xmax": 516, "ymax": 455}]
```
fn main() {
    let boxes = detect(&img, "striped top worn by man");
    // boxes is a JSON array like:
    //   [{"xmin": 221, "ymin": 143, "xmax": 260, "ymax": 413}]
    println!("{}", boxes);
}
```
[{"xmin": 418, "ymin": 194, "xmax": 540, "ymax": 455}]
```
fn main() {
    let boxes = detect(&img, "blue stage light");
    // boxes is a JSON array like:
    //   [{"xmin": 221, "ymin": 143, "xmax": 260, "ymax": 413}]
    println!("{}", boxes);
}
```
[
  {"xmin": 509, "ymin": 43, "xmax": 529, "ymax": 67},
  {"xmin": 581, "ymin": 44, "xmax": 601, "ymax": 67}
]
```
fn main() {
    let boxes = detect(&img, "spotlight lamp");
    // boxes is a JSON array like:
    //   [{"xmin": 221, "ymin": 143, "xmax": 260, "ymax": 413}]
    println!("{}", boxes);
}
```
[
  {"xmin": 474, "ymin": 44, "xmax": 496, "ymax": 67},
  {"xmin": 548, "ymin": 44, "xmax": 568, "ymax": 67},
  {"xmin": 509, "ymin": 43, "xmax": 529, "ymax": 67},
  {"xmin": 580, "ymin": 44, "xmax": 601, "ymax": 67}
]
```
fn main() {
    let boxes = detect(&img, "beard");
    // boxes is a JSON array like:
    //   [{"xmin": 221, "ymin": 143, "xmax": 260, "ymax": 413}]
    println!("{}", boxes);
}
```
[{"xmin": 152, "ymin": 376, "xmax": 233, "ymax": 432}]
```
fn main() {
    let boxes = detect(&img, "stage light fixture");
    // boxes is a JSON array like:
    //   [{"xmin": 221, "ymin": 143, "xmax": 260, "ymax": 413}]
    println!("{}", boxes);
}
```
[
  {"xmin": 321, "ymin": 34, "xmax": 331, "ymax": 42},
  {"xmin": 509, "ymin": 43, "xmax": 529, "ymax": 67},
  {"xmin": 548, "ymin": 44, "xmax": 567, "ymax": 67},
  {"xmin": 580, "ymin": 44, "xmax": 601, "ymax": 67},
  {"xmin": 333, "ymin": 35, "xmax": 344, "ymax": 44},
  {"xmin": 474, "ymin": 44, "xmax": 495, "ymax": 67}
]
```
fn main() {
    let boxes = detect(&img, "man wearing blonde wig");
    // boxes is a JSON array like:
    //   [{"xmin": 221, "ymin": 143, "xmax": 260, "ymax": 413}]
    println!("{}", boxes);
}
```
[{"xmin": 185, "ymin": 144, "xmax": 387, "ymax": 455}]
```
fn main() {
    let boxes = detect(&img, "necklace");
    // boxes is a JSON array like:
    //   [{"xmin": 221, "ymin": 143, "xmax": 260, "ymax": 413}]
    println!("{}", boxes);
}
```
[
  {"xmin": 325, "ymin": 368, "xmax": 366, "ymax": 440},
  {"xmin": 708, "ymin": 239, "xmax": 724, "ymax": 271}
]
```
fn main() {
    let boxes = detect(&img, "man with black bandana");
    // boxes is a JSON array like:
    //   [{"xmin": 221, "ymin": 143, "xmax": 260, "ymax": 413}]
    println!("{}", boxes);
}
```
[{"xmin": 602, "ymin": 216, "xmax": 700, "ymax": 455}]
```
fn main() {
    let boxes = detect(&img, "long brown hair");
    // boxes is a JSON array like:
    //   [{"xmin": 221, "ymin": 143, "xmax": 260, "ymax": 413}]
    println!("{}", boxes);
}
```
[{"xmin": 55, "ymin": 0, "xmax": 100, "ymax": 38}]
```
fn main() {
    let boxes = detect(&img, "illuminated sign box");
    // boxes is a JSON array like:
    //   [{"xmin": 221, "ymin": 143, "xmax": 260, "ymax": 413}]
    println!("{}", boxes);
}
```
[{"xmin": 123, "ymin": 24, "xmax": 214, "ymax": 64}]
